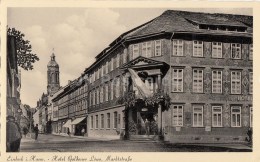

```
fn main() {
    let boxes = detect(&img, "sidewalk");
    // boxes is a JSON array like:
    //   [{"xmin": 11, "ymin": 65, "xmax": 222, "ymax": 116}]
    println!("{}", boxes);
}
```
[
  {"xmin": 178, "ymin": 143, "xmax": 252, "ymax": 150},
  {"xmin": 21, "ymin": 133, "xmax": 120, "ymax": 143},
  {"xmin": 52, "ymin": 132, "xmax": 120, "ymax": 141}
]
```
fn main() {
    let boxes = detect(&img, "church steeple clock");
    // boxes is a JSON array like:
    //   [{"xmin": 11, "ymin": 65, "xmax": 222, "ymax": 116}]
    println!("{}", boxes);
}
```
[{"xmin": 47, "ymin": 50, "xmax": 60, "ymax": 96}]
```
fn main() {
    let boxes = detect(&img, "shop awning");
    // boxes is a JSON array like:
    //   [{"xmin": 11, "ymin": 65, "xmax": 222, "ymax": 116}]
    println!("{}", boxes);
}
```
[
  {"xmin": 71, "ymin": 117, "xmax": 86, "ymax": 125},
  {"xmin": 62, "ymin": 119, "xmax": 71, "ymax": 128}
]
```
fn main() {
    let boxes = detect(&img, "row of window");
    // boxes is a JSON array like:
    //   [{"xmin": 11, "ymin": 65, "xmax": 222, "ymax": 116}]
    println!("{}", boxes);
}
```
[
  {"xmin": 87, "ymin": 40, "xmax": 252, "ymax": 86},
  {"xmin": 90, "ymin": 111, "xmax": 125, "ymax": 129},
  {"xmin": 89, "ymin": 77, "xmax": 128, "ymax": 106},
  {"xmin": 55, "ymin": 84, "xmax": 88, "ymax": 106},
  {"xmin": 172, "ymin": 105, "xmax": 253, "ymax": 127},
  {"xmin": 172, "ymin": 40, "xmax": 253, "ymax": 60},
  {"xmin": 89, "ymin": 51, "xmax": 128, "ymax": 84},
  {"xmin": 172, "ymin": 68, "xmax": 253, "ymax": 94},
  {"xmin": 88, "ymin": 40, "xmax": 162, "ymax": 84},
  {"xmin": 132, "ymin": 40, "xmax": 162, "ymax": 59}
]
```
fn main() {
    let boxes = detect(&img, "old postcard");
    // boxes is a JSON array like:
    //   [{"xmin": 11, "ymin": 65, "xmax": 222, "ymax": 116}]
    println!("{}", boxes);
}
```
[{"xmin": 1, "ymin": 1, "xmax": 260, "ymax": 162}]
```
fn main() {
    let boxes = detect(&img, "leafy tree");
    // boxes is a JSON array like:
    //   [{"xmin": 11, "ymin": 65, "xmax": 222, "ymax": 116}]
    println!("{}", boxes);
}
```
[{"xmin": 7, "ymin": 27, "xmax": 39, "ymax": 70}]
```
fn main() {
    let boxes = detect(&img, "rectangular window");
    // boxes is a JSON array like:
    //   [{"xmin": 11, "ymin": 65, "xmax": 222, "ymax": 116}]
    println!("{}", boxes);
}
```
[
  {"xmin": 193, "ymin": 105, "xmax": 203, "ymax": 127},
  {"xmin": 118, "ymin": 114, "xmax": 121, "ymax": 127},
  {"xmin": 212, "ymin": 70, "xmax": 222, "ymax": 93},
  {"xmin": 249, "ymin": 44, "xmax": 253, "ymax": 60},
  {"xmin": 105, "ymin": 84, "xmax": 108, "ymax": 101},
  {"xmin": 113, "ymin": 56, "xmax": 117, "ymax": 70},
  {"xmin": 172, "ymin": 69, "xmax": 183, "ymax": 92},
  {"xmin": 133, "ymin": 44, "xmax": 139, "ymax": 59},
  {"xmin": 101, "ymin": 114, "xmax": 104, "ymax": 129},
  {"xmin": 93, "ymin": 90, "xmax": 96, "ymax": 106},
  {"xmin": 111, "ymin": 81, "xmax": 114, "ymax": 100},
  {"xmin": 105, "ymin": 61, "xmax": 108, "ymax": 74},
  {"xmin": 102, "ymin": 64, "xmax": 105, "ymax": 76},
  {"xmin": 100, "ymin": 86, "xmax": 103, "ymax": 103},
  {"xmin": 122, "ymin": 75, "xmax": 127, "ymax": 93},
  {"xmin": 91, "ymin": 116, "xmax": 94, "ymax": 129},
  {"xmin": 173, "ymin": 40, "xmax": 183, "ymax": 56},
  {"xmin": 231, "ymin": 43, "xmax": 241, "ymax": 59},
  {"xmin": 114, "ymin": 111, "xmax": 118, "ymax": 129},
  {"xmin": 111, "ymin": 58, "xmax": 114, "ymax": 71},
  {"xmin": 99, "ymin": 67, "xmax": 102, "ymax": 78},
  {"xmin": 155, "ymin": 40, "xmax": 162, "ymax": 56},
  {"xmin": 96, "ymin": 69, "xmax": 99, "ymax": 80},
  {"xmin": 116, "ymin": 54, "xmax": 120, "ymax": 68},
  {"xmin": 95, "ymin": 115, "xmax": 99, "ymax": 129},
  {"xmin": 96, "ymin": 87, "xmax": 99, "ymax": 104},
  {"xmin": 212, "ymin": 106, "xmax": 222, "ymax": 127},
  {"xmin": 123, "ymin": 50, "xmax": 127, "ymax": 64},
  {"xmin": 193, "ymin": 69, "xmax": 203, "ymax": 93},
  {"xmin": 231, "ymin": 71, "xmax": 241, "ymax": 94},
  {"xmin": 93, "ymin": 71, "xmax": 96, "ymax": 82},
  {"xmin": 142, "ymin": 42, "xmax": 152, "ymax": 58},
  {"xmin": 250, "ymin": 106, "xmax": 253, "ymax": 127},
  {"xmin": 212, "ymin": 42, "xmax": 222, "ymax": 58},
  {"xmin": 172, "ymin": 105, "xmax": 183, "ymax": 126},
  {"xmin": 107, "ymin": 113, "xmax": 111, "ymax": 129},
  {"xmin": 89, "ymin": 91, "xmax": 92, "ymax": 106},
  {"xmin": 108, "ymin": 60, "xmax": 111, "ymax": 72},
  {"xmin": 231, "ymin": 106, "xmax": 241, "ymax": 127},
  {"xmin": 249, "ymin": 72, "xmax": 253, "ymax": 94},
  {"xmin": 122, "ymin": 112, "xmax": 125, "ymax": 129},
  {"xmin": 193, "ymin": 41, "xmax": 203, "ymax": 57},
  {"xmin": 115, "ymin": 78, "xmax": 120, "ymax": 98}
]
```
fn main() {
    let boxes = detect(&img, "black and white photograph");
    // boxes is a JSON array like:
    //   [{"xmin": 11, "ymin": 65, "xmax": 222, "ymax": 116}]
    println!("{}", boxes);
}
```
[{"xmin": 6, "ymin": 7, "xmax": 253, "ymax": 154}]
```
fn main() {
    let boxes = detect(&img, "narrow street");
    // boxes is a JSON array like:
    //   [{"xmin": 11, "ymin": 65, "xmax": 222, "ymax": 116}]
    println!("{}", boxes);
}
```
[{"xmin": 20, "ymin": 134, "xmax": 252, "ymax": 152}]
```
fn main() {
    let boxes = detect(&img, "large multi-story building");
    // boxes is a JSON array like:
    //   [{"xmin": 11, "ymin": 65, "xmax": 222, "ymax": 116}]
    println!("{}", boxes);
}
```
[{"xmin": 52, "ymin": 10, "xmax": 253, "ymax": 143}]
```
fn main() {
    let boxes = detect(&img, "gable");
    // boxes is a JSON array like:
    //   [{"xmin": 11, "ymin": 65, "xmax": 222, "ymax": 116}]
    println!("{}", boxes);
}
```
[{"xmin": 122, "ymin": 56, "xmax": 166, "ymax": 69}]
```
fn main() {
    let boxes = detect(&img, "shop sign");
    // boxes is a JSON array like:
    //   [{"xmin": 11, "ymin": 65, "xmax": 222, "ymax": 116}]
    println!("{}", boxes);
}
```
[{"xmin": 228, "ymin": 95, "xmax": 253, "ymax": 102}]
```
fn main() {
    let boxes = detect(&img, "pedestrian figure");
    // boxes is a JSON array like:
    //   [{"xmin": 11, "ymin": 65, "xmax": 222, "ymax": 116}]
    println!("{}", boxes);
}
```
[
  {"xmin": 67, "ymin": 128, "xmax": 71, "ymax": 137},
  {"xmin": 34, "ymin": 124, "xmax": 39, "ymax": 140},
  {"xmin": 81, "ymin": 128, "xmax": 85, "ymax": 136},
  {"xmin": 6, "ymin": 116, "xmax": 22, "ymax": 152},
  {"xmin": 144, "ymin": 118, "xmax": 150, "ymax": 136},
  {"xmin": 247, "ymin": 127, "xmax": 253, "ymax": 143}
]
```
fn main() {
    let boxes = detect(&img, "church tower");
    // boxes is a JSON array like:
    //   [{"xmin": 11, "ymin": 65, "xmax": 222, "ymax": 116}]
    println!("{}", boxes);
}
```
[{"xmin": 47, "ymin": 51, "xmax": 60, "ymax": 96}]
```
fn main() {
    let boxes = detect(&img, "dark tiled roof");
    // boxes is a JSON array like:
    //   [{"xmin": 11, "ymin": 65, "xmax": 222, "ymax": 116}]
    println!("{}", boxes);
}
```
[
  {"xmin": 84, "ymin": 10, "xmax": 252, "ymax": 74},
  {"xmin": 124, "ymin": 10, "xmax": 253, "ymax": 38}
]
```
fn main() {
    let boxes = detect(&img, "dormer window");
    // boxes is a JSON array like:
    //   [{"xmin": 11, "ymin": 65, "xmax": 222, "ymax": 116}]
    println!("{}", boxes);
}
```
[{"xmin": 198, "ymin": 24, "xmax": 247, "ymax": 32}]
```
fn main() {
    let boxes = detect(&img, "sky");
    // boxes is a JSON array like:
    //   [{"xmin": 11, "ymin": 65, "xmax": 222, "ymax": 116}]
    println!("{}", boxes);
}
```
[{"xmin": 7, "ymin": 8, "xmax": 252, "ymax": 107}]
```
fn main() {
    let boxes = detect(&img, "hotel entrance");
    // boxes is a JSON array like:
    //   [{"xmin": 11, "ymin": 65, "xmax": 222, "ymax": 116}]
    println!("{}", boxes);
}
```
[
  {"xmin": 128, "ymin": 105, "xmax": 158, "ymax": 135},
  {"xmin": 120, "ymin": 56, "xmax": 170, "ymax": 139},
  {"xmin": 137, "ymin": 109, "xmax": 158, "ymax": 135}
]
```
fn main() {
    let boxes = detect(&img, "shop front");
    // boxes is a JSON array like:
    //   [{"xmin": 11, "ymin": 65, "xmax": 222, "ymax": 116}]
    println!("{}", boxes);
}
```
[{"xmin": 71, "ymin": 116, "xmax": 87, "ymax": 136}]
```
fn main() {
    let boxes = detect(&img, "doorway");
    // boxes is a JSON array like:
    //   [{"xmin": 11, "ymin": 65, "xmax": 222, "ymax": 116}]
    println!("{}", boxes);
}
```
[{"xmin": 136, "ymin": 110, "xmax": 158, "ymax": 135}]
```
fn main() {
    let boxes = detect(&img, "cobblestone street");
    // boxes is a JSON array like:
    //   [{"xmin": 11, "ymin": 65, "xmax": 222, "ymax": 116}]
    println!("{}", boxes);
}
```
[{"xmin": 20, "ymin": 134, "xmax": 252, "ymax": 152}]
